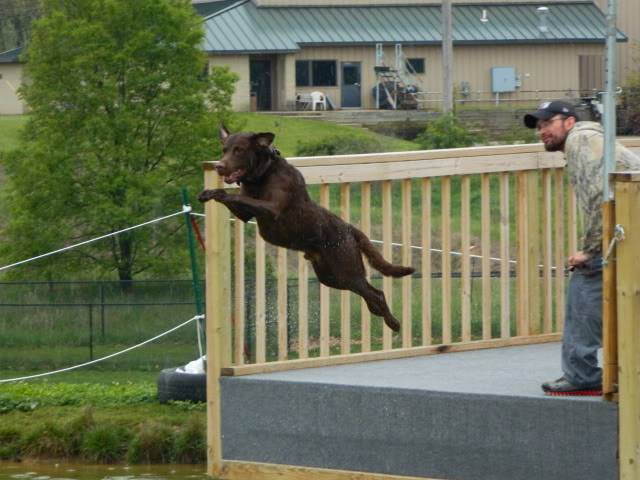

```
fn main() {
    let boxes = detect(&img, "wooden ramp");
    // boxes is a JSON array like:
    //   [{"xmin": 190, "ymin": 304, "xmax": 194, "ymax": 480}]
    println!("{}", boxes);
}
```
[{"xmin": 220, "ymin": 343, "xmax": 617, "ymax": 480}]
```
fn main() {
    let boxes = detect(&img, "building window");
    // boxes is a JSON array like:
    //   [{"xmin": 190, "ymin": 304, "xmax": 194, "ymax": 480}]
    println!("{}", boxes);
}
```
[
  {"xmin": 296, "ymin": 60, "xmax": 337, "ymax": 87},
  {"xmin": 296, "ymin": 60, "xmax": 310, "ymax": 87},
  {"xmin": 407, "ymin": 58, "xmax": 425, "ymax": 74}
]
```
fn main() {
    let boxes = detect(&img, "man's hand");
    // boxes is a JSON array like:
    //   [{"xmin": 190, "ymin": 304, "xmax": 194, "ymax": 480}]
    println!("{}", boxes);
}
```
[{"xmin": 568, "ymin": 251, "xmax": 591, "ymax": 268}]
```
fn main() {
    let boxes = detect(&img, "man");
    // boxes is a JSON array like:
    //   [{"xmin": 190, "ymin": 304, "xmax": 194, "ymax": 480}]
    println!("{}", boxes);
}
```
[{"xmin": 524, "ymin": 100, "xmax": 640, "ymax": 395}]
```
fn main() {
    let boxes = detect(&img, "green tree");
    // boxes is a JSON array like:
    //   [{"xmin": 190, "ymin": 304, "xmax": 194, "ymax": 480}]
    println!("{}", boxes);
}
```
[
  {"xmin": 0, "ymin": 0, "xmax": 41, "ymax": 51},
  {"xmin": 0, "ymin": 0, "xmax": 237, "ymax": 282}
]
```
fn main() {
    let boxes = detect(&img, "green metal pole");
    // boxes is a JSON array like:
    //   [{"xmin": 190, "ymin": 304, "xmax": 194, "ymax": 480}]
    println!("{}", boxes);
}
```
[{"xmin": 181, "ymin": 188, "xmax": 205, "ymax": 354}]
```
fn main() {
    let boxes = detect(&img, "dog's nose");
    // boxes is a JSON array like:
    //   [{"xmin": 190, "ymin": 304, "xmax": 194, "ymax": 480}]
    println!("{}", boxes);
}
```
[{"xmin": 214, "ymin": 163, "xmax": 225, "ymax": 174}]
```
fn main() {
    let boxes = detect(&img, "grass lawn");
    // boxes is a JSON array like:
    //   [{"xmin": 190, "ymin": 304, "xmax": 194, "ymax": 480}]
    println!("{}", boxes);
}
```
[
  {"xmin": 0, "ymin": 115, "xmax": 28, "ymax": 152},
  {"xmin": 235, "ymin": 112, "xmax": 419, "ymax": 157},
  {"xmin": 0, "ymin": 113, "xmax": 418, "ymax": 157}
]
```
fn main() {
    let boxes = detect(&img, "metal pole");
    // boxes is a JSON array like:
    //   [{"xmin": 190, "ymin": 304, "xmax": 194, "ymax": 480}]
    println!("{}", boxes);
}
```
[
  {"xmin": 181, "ymin": 188, "xmax": 205, "ymax": 357},
  {"xmin": 88, "ymin": 304, "xmax": 94, "ymax": 361},
  {"xmin": 603, "ymin": 0, "xmax": 617, "ymax": 200},
  {"xmin": 441, "ymin": 0, "xmax": 453, "ymax": 113}
]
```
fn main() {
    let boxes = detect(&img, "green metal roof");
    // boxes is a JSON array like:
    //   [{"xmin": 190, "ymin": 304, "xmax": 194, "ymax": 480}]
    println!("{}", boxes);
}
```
[
  {"xmin": 0, "ymin": 47, "xmax": 23, "ymax": 63},
  {"xmin": 193, "ymin": 0, "xmax": 240, "ymax": 18},
  {"xmin": 202, "ymin": 1, "xmax": 625, "ymax": 54}
]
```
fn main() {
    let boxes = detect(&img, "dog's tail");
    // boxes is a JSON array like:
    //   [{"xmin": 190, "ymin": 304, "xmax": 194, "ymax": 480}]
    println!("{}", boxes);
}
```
[{"xmin": 352, "ymin": 228, "xmax": 415, "ymax": 278}]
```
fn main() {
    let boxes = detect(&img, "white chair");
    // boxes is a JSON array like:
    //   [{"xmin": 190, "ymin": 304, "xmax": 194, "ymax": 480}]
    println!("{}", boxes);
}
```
[
  {"xmin": 295, "ymin": 92, "xmax": 312, "ymax": 110},
  {"xmin": 310, "ymin": 91, "xmax": 326, "ymax": 111}
]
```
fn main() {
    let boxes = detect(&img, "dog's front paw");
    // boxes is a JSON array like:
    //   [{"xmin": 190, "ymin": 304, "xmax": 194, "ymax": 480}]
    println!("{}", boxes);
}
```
[{"xmin": 198, "ymin": 189, "xmax": 227, "ymax": 203}]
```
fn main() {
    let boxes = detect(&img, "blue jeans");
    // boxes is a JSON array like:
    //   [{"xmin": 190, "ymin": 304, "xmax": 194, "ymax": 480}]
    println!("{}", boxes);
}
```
[{"xmin": 561, "ymin": 256, "xmax": 603, "ymax": 388}]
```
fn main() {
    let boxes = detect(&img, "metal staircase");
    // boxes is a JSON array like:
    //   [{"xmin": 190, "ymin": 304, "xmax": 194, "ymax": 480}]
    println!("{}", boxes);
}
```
[{"xmin": 374, "ymin": 43, "xmax": 429, "ymax": 109}]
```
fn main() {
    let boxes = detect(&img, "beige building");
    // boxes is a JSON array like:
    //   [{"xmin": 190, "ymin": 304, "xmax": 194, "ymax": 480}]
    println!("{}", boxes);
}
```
[
  {"xmin": 204, "ymin": 0, "xmax": 638, "ymax": 112},
  {"xmin": 1, "ymin": 1, "xmax": 637, "ymax": 115},
  {"xmin": 0, "ymin": 47, "xmax": 26, "ymax": 115}
]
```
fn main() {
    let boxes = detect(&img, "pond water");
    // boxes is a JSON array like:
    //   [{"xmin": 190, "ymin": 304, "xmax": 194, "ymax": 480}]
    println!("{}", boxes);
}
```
[{"xmin": 0, "ymin": 463, "xmax": 212, "ymax": 480}]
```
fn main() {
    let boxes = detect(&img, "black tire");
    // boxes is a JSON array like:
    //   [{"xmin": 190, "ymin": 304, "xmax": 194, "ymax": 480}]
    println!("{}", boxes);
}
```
[{"xmin": 157, "ymin": 367, "xmax": 206, "ymax": 403}]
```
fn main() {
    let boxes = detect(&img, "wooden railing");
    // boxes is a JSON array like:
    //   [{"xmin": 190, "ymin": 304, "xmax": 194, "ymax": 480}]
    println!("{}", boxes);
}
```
[
  {"xmin": 203, "ymin": 139, "xmax": 640, "ymax": 479},
  {"xmin": 202, "ymin": 142, "xmax": 625, "ymax": 377}
]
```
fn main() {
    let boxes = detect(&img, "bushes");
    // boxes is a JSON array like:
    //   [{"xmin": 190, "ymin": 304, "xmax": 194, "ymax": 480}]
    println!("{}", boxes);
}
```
[
  {"xmin": 6, "ymin": 407, "xmax": 206, "ymax": 464},
  {"xmin": 620, "ymin": 73, "xmax": 640, "ymax": 135},
  {"xmin": 415, "ymin": 113, "xmax": 482, "ymax": 150},
  {"xmin": 296, "ymin": 133, "xmax": 388, "ymax": 156},
  {"xmin": 82, "ymin": 424, "xmax": 131, "ymax": 463},
  {"xmin": 127, "ymin": 421, "xmax": 176, "ymax": 464}
]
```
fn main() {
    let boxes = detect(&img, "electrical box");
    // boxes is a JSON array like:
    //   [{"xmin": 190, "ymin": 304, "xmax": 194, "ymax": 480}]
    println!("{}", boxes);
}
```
[{"xmin": 491, "ymin": 67, "xmax": 517, "ymax": 93}]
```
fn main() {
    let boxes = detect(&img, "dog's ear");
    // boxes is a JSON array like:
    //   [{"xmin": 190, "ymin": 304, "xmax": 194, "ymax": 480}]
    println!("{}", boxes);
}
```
[
  {"xmin": 219, "ymin": 125, "xmax": 230, "ymax": 142},
  {"xmin": 253, "ymin": 132, "xmax": 275, "ymax": 148}
]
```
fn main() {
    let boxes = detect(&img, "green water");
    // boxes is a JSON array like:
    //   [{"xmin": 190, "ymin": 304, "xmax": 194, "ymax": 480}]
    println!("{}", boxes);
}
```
[{"xmin": 0, "ymin": 463, "xmax": 211, "ymax": 480}]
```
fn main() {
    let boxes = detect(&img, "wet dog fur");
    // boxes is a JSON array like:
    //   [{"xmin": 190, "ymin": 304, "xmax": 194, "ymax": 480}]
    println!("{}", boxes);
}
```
[{"xmin": 198, "ymin": 127, "xmax": 415, "ymax": 332}]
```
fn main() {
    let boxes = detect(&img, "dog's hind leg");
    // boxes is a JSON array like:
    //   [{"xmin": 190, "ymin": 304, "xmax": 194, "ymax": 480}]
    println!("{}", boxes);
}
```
[
  {"xmin": 308, "ymin": 250, "xmax": 400, "ymax": 332},
  {"xmin": 350, "ymin": 279, "xmax": 401, "ymax": 332}
]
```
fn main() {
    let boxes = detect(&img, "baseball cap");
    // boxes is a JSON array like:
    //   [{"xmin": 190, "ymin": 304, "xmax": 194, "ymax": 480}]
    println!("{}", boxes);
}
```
[{"xmin": 523, "ymin": 100, "xmax": 578, "ymax": 129}]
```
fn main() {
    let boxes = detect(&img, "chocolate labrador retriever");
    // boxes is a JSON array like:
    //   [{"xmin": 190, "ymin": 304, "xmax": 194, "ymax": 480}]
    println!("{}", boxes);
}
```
[{"xmin": 199, "ymin": 127, "xmax": 414, "ymax": 332}]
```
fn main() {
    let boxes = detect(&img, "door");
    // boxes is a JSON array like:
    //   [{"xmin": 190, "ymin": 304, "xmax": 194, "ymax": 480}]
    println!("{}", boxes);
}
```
[
  {"xmin": 341, "ymin": 62, "xmax": 361, "ymax": 108},
  {"xmin": 250, "ymin": 58, "xmax": 272, "ymax": 111}
]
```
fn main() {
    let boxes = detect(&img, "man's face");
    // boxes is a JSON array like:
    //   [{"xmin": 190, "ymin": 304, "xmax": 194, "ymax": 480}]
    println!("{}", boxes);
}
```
[{"xmin": 536, "ymin": 115, "xmax": 575, "ymax": 152}]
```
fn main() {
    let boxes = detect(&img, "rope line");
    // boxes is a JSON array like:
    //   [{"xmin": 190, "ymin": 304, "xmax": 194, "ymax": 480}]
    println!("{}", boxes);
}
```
[
  {"xmin": 0, "ymin": 314, "xmax": 203, "ymax": 383},
  {"xmin": 227, "ymin": 218, "xmax": 524, "ymax": 267},
  {"xmin": 0, "ymin": 209, "xmax": 189, "ymax": 273}
]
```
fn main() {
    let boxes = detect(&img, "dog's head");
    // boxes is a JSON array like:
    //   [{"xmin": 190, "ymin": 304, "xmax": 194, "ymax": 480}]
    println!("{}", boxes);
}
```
[{"xmin": 215, "ymin": 126, "xmax": 277, "ymax": 184}]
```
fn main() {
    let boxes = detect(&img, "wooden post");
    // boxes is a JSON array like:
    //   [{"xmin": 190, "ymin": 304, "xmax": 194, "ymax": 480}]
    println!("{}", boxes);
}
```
[
  {"xmin": 602, "ymin": 199, "xmax": 617, "ymax": 399},
  {"xmin": 204, "ymin": 164, "xmax": 231, "ymax": 477},
  {"xmin": 613, "ymin": 171, "xmax": 640, "ymax": 479}
]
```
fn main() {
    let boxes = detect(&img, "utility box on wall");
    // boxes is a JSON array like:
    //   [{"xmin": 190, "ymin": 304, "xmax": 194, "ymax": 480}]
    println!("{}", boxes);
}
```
[{"xmin": 491, "ymin": 67, "xmax": 517, "ymax": 93}]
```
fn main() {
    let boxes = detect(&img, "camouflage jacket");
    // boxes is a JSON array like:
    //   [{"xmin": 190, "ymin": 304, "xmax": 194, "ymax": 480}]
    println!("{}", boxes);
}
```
[{"xmin": 564, "ymin": 121, "xmax": 640, "ymax": 255}]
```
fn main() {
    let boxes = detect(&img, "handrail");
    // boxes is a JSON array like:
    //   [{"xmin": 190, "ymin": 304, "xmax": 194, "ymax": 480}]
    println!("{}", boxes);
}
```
[{"xmin": 204, "ymin": 139, "xmax": 640, "ymax": 378}]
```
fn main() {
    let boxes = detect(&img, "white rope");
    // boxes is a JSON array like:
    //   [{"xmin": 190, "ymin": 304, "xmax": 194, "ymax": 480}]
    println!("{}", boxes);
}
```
[
  {"xmin": 0, "ymin": 209, "xmax": 189, "ymax": 273},
  {"xmin": 0, "ymin": 314, "xmax": 204, "ymax": 383},
  {"xmin": 226, "ymin": 218, "xmax": 521, "ymax": 266}
]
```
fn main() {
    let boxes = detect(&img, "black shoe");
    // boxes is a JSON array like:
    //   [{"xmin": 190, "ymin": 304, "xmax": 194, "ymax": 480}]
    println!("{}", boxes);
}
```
[{"xmin": 541, "ymin": 376, "xmax": 602, "ymax": 396}]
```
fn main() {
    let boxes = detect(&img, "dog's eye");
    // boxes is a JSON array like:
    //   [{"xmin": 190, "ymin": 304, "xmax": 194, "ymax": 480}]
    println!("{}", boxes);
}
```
[{"xmin": 233, "ymin": 147, "xmax": 244, "ymax": 154}]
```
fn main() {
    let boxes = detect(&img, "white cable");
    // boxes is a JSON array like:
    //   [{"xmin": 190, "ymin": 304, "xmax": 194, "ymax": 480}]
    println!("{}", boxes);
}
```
[
  {"xmin": 227, "ymin": 218, "xmax": 520, "ymax": 266},
  {"xmin": 0, "ymin": 314, "xmax": 204, "ymax": 383},
  {"xmin": 0, "ymin": 210, "xmax": 186, "ymax": 273}
]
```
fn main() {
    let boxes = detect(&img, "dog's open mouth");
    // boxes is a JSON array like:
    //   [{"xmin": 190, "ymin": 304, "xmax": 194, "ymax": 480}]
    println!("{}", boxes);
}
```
[{"xmin": 223, "ymin": 169, "xmax": 246, "ymax": 184}]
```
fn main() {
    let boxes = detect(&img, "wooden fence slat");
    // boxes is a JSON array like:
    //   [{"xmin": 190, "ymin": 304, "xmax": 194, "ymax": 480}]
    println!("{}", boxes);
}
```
[
  {"xmin": 554, "ymin": 168, "xmax": 566, "ymax": 332},
  {"xmin": 320, "ymin": 184, "xmax": 331, "ymax": 357},
  {"xmin": 295, "ymin": 152, "xmax": 566, "ymax": 184},
  {"xmin": 298, "ymin": 252, "xmax": 309, "ymax": 359},
  {"xmin": 255, "ymin": 236, "xmax": 266, "ymax": 364},
  {"xmin": 481, "ymin": 173, "xmax": 492, "ymax": 340},
  {"xmin": 516, "ymin": 171, "xmax": 530, "ymax": 336},
  {"xmin": 441, "ymin": 176, "xmax": 452, "ymax": 344},
  {"xmin": 361, "ymin": 182, "xmax": 372, "ymax": 353},
  {"xmin": 402, "ymin": 179, "xmax": 412, "ymax": 348},
  {"xmin": 341, "ymin": 183, "xmax": 351, "ymax": 355},
  {"xmin": 234, "ymin": 219, "xmax": 245, "ymax": 365},
  {"xmin": 542, "ymin": 169, "xmax": 553, "ymax": 334},
  {"xmin": 421, "ymin": 178, "xmax": 432, "ymax": 346},
  {"xmin": 568, "ymin": 184, "xmax": 578, "ymax": 257},
  {"xmin": 461, "ymin": 175, "xmax": 471, "ymax": 342},
  {"xmin": 602, "ymin": 200, "xmax": 617, "ymax": 398},
  {"xmin": 527, "ymin": 172, "xmax": 541, "ymax": 334},
  {"xmin": 224, "ymin": 334, "xmax": 562, "ymax": 377},
  {"xmin": 277, "ymin": 247, "xmax": 288, "ymax": 361},
  {"xmin": 500, "ymin": 172, "xmax": 511, "ymax": 338},
  {"xmin": 382, "ymin": 180, "xmax": 393, "ymax": 350},
  {"xmin": 614, "ymin": 175, "xmax": 640, "ymax": 477},
  {"xmin": 203, "ymin": 169, "xmax": 230, "ymax": 477}
]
